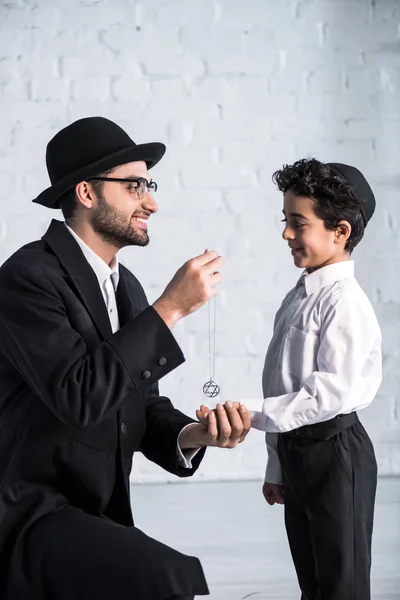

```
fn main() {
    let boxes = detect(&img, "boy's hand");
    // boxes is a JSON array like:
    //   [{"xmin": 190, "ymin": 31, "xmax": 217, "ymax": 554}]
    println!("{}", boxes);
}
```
[
  {"xmin": 262, "ymin": 481, "xmax": 284, "ymax": 505},
  {"xmin": 195, "ymin": 402, "xmax": 250, "ymax": 445}
]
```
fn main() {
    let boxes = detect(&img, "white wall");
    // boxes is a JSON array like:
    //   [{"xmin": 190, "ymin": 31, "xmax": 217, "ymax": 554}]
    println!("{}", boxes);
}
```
[{"xmin": 0, "ymin": 0, "xmax": 399, "ymax": 482}]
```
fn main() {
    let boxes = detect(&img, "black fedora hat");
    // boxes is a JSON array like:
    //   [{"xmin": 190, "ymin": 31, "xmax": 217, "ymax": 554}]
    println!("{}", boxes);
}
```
[{"xmin": 33, "ymin": 116, "xmax": 166, "ymax": 209}]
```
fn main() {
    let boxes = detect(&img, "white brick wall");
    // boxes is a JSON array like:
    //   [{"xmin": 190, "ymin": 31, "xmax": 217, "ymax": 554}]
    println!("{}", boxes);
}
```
[{"xmin": 0, "ymin": 0, "xmax": 399, "ymax": 482}]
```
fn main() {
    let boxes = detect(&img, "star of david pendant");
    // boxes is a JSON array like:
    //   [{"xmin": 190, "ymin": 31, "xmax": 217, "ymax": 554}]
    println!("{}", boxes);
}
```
[{"xmin": 203, "ymin": 378, "xmax": 220, "ymax": 398}]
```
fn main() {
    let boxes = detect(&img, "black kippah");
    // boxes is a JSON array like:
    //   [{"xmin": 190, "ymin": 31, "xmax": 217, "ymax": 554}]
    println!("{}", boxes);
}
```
[{"xmin": 326, "ymin": 162, "xmax": 376, "ymax": 226}]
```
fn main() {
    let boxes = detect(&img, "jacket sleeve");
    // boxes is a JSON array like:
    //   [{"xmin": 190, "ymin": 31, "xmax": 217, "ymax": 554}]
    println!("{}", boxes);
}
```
[
  {"xmin": 140, "ymin": 382, "xmax": 206, "ymax": 477},
  {"xmin": 0, "ymin": 262, "xmax": 185, "ymax": 431}
]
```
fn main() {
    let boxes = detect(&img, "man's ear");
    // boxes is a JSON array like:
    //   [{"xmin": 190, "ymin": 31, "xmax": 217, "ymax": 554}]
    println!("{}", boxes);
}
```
[{"xmin": 75, "ymin": 181, "xmax": 96, "ymax": 210}]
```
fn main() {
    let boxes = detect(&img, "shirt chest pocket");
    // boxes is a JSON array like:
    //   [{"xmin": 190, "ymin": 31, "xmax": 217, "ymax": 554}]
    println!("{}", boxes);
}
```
[{"xmin": 282, "ymin": 325, "xmax": 320, "ymax": 380}]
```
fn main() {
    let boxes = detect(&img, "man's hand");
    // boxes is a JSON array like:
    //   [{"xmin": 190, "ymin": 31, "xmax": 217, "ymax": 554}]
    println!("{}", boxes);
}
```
[
  {"xmin": 153, "ymin": 249, "xmax": 224, "ymax": 329},
  {"xmin": 196, "ymin": 400, "xmax": 244, "ymax": 432},
  {"xmin": 179, "ymin": 402, "xmax": 251, "ymax": 450},
  {"xmin": 262, "ymin": 481, "xmax": 284, "ymax": 505}
]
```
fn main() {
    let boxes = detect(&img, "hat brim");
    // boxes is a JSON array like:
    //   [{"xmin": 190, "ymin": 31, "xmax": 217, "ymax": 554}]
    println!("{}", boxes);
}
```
[{"xmin": 33, "ymin": 141, "xmax": 166, "ymax": 209}]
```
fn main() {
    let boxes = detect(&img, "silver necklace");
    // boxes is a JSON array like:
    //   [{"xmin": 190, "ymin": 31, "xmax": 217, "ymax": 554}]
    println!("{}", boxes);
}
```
[{"xmin": 203, "ymin": 296, "xmax": 220, "ymax": 398}]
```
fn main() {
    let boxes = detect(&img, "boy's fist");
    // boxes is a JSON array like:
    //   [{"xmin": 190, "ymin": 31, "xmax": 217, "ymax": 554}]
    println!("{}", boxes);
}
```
[{"xmin": 262, "ymin": 481, "xmax": 284, "ymax": 505}]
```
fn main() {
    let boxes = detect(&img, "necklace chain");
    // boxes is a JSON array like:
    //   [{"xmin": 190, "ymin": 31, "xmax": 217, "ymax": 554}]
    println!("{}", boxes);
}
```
[
  {"xmin": 203, "ymin": 295, "xmax": 220, "ymax": 398},
  {"xmin": 208, "ymin": 296, "xmax": 216, "ymax": 380}
]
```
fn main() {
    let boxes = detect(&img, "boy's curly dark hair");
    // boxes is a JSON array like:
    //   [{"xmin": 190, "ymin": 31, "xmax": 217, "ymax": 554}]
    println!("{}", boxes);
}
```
[{"xmin": 272, "ymin": 158, "xmax": 365, "ymax": 253}]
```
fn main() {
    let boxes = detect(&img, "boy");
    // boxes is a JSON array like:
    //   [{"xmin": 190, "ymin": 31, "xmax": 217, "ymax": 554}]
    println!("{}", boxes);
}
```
[
  {"xmin": 248, "ymin": 159, "xmax": 381, "ymax": 600},
  {"xmin": 199, "ymin": 158, "xmax": 382, "ymax": 600}
]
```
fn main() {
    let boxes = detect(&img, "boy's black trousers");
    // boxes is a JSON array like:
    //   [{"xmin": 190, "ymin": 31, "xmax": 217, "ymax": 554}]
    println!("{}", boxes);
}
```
[{"xmin": 277, "ymin": 412, "xmax": 377, "ymax": 600}]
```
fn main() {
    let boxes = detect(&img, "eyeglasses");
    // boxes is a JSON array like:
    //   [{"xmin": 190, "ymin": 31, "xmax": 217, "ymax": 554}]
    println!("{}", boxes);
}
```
[{"xmin": 88, "ymin": 177, "xmax": 158, "ymax": 200}]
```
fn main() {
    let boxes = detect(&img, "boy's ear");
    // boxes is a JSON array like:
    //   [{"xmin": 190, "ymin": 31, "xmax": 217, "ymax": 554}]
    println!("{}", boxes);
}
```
[{"xmin": 336, "ymin": 220, "xmax": 351, "ymax": 242}]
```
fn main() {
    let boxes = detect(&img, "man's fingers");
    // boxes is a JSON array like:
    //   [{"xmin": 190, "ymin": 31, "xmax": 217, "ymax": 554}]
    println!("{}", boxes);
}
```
[
  {"xmin": 196, "ymin": 404, "xmax": 213, "ymax": 425},
  {"xmin": 228, "ymin": 402, "xmax": 241, "ymax": 409},
  {"xmin": 223, "ymin": 402, "xmax": 251, "ymax": 444},
  {"xmin": 210, "ymin": 271, "xmax": 223, "ymax": 286},
  {"xmin": 207, "ymin": 409, "xmax": 218, "ymax": 442},
  {"xmin": 196, "ymin": 409, "xmax": 208, "ymax": 425},
  {"xmin": 215, "ymin": 403, "xmax": 232, "ymax": 446},
  {"xmin": 238, "ymin": 403, "xmax": 251, "ymax": 442},
  {"xmin": 202, "ymin": 255, "xmax": 224, "ymax": 275},
  {"xmin": 197, "ymin": 402, "xmax": 249, "ymax": 448},
  {"xmin": 190, "ymin": 250, "xmax": 220, "ymax": 268},
  {"xmin": 223, "ymin": 402, "xmax": 245, "ymax": 445}
]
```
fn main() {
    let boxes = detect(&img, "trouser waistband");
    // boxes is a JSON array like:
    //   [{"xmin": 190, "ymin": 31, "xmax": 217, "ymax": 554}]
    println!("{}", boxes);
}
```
[{"xmin": 280, "ymin": 412, "xmax": 359, "ymax": 440}]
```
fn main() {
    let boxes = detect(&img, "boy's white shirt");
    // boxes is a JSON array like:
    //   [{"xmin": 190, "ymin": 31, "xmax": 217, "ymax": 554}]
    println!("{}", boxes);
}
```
[{"xmin": 242, "ymin": 260, "xmax": 382, "ymax": 485}]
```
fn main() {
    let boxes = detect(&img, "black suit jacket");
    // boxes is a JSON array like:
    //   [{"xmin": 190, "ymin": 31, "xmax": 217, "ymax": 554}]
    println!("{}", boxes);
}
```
[{"xmin": 0, "ymin": 219, "xmax": 204, "ymax": 585}]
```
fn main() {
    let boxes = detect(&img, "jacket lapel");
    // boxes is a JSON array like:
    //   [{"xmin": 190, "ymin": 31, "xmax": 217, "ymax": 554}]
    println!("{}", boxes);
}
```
[{"xmin": 42, "ymin": 219, "xmax": 112, "ymax": 340}]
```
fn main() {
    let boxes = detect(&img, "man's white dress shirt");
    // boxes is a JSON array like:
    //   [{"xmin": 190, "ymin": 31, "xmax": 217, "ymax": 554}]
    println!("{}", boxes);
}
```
[
  {"xmin": 243, "ymin": 261, "xmax": 382, "ymax": 485},
  {"xmin": 66, "ymin": 225, "xmax": 197, "ymax": 468}
]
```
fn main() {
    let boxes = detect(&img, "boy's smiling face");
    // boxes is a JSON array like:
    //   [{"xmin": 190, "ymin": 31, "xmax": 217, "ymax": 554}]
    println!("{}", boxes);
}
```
[{"xmin": 282, "ymin": 191, "xmax": 351, "ymax": 272}]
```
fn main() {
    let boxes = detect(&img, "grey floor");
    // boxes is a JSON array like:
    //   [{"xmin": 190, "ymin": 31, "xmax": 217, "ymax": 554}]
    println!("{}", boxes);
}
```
[{"xmin": 132, "ymin": 477, "xmax": 400, "ymax": 600}]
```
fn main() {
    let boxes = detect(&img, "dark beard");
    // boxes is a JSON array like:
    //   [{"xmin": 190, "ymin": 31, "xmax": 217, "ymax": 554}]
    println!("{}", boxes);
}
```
[{"xmin": 90, "ymin": 194, "xmax": 149, "ymax": 249}]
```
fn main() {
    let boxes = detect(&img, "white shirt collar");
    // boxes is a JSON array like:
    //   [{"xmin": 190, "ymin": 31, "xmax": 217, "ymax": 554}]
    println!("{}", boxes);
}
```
[
  {"xmin": 299, "ymin": 260, "xmax": 354, "ymax": 296},
  {"xmin": 65, "ymin": 224, "xmax": 119, "ymax": 291}
]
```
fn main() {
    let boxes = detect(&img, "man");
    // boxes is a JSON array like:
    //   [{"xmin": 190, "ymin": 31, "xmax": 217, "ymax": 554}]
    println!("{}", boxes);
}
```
[{"xmin": 0, "ymin": 116, "xmax": 250, "ymax": 600}]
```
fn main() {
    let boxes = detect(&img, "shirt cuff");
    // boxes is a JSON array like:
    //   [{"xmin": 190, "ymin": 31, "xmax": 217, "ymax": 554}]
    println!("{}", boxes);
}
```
[
  {"xmin": 241, "ymin": 398, "xmax": 269, "ymax": 431},
  {"xmin": 177, "ymin": 424, "xmax": 201, "ymax": 469}
]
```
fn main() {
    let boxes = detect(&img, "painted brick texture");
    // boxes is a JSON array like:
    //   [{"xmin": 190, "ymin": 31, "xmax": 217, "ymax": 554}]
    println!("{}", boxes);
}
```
[{"xmin": 0, "ymin": 0, "xmax": 399, "ymax": 481}]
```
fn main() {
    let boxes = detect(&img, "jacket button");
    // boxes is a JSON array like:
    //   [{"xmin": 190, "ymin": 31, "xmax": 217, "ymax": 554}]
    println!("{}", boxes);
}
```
[
  {"xmin": 158, "ymin": 357, "xmax": 167, "ymax": 366},
  {"xmin": 121, "ymin": 422, "xmax": 127, "ymax": 434},
  {"xmin": 141, "ymin": 370, "xmax": 152, "ymax": 380}
]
